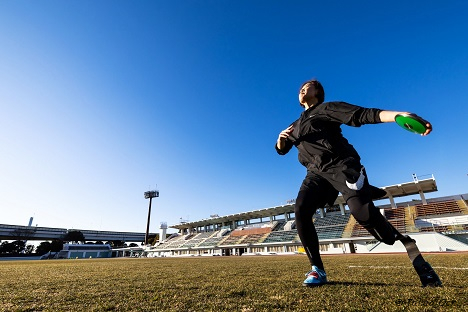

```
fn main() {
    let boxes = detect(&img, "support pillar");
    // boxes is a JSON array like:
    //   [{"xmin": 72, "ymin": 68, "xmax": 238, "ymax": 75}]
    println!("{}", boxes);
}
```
[
  {"xmin": 419, "ymin": 190, "xmax": 427, "ymax": 205},
  {"xmin": 319, "ymin": 208, "xmax": 325, "ymax": 218},
  {"xmin": 339, "ymin": 203, "xmax": 345, "ymax": 215},
  {"xmin": 388, "ymin": 194, "xmax": 396, "ymax": 208}
]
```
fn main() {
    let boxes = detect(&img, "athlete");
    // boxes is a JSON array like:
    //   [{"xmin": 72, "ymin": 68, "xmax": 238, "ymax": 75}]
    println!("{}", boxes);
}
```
[{"xmin": 276, "ymin": 79, "xmax": 442, "ymax": 287}]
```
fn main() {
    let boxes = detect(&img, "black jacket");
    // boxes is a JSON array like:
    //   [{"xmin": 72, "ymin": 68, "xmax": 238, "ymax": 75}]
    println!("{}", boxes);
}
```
[{"xmin": 276, "ymin": 101, "xmax": 382, "ymax": 171}]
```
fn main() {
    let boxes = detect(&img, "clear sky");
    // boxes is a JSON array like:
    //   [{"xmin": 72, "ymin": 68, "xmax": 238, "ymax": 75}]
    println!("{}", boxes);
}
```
[{"xmin": 1, "ymin": 1, "xmax": 467, "ymax": 234}]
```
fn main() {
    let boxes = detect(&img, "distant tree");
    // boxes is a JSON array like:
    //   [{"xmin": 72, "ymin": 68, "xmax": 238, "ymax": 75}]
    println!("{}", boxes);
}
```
[
  {"xmin": 0, "ymin": 241, "xmax": 11, "ymax": 253},
  {"xmin": 63, "ymin": 231, "xmax": 85, "ymax": 244},
  {"xmin": 24, "ymin": 244, "xmax": 35, "ymax": 254},
  {"xmin": 107, "ymin": 240, "xmax": 124, "ymax": 248},
  {"xmin": 0, "ymin": 242, "xmax": 8, "ymax": 253},
  {"xmin": 50, "ymin": 239, "xmax": 64, "ymax": 251},
  {"xmin": 35, "ymin": 242, "xmax": 51, "ymax": 255},
  {"xmin": 147, "ymin": 234, "xmax": 159, "ymax": 246},
  {"xmin": 35, "ymin": 240, "xmax": 63, "ymax": 255},
  {"xmin": 115, "ymin": 241, "xmax": 125, "ymax": 248},
  {"xmin": 0, "ymin": 240, "xmax": 26, "ymax": 254},
  {"xmin": 95, "ymin": 241, "xmax": 104, "ymax": 245}
]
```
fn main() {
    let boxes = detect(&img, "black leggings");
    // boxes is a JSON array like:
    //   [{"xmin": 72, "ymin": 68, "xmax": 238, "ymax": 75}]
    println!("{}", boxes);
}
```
[
  {"xmin": 295, "ymin": 189, "xmax": 324, "ymax": 270},
  {"xmin": 295, "ymin": 184, "xmax": 401, "ymax": 270},
  {"xmin": 295, "ymin": 168, "xmax": 424, "ymax": 273}
]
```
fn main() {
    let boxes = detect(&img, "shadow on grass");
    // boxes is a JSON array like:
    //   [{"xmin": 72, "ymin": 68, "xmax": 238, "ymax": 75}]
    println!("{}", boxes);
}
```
[
  {"xmin": 324, "ymin": 280, "xmax": 462, "ymax": 288},
  {"xmin": 325, "ymin": 280, "xmax": 414, "ymax": 287},
  {"xmin": 326, "ymin": 281, "xmax": 460, "ymax": 289}
]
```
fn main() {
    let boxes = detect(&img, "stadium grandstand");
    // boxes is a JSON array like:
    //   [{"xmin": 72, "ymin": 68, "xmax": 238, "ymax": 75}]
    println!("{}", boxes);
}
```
[{"xmin": 146, "ymin": 175, "xmax": 468, "ymax": 257}]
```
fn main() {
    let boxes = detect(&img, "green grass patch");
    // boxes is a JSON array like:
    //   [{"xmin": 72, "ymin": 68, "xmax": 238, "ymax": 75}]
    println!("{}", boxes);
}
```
[{"xmin": 0, "ymin": 253, "xmax": 467, "ymax": 311}]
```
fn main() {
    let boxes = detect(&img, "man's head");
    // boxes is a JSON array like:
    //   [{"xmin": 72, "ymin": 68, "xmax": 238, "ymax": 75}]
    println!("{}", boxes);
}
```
[{"xmin": 298, "ymin": 79, "xmax": 325, "ymax": 108}]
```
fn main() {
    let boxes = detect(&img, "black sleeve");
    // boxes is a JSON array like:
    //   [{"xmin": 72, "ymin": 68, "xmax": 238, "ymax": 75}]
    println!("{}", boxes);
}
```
[
  {"xmin": 275, "ymin": 121, "xmax": 297, "ymax": 155},
  {"xmin": 275, "ymin": 139, "xmax": 294, "ymax": 155},
  {"xmin": 325, "ymin": 102, "xmax": 382, "ymax": 127}
]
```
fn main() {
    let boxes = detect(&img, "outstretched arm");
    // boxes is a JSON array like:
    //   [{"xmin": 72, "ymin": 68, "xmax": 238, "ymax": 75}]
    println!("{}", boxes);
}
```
[{"xmin": 379, "ymin": 111, "xmax": 432, "ymax": 136}]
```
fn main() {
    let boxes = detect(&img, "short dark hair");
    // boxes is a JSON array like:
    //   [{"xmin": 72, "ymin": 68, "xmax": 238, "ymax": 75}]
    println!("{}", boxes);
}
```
[{"xmin": 299, "ymin": 79, "xmax": 325, "ymax": 104}]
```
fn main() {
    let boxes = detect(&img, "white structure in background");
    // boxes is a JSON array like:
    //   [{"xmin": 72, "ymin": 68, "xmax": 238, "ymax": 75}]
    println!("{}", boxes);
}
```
[{"xmin": 159, "ymin": 222, "xmax": 167, "ymax": 243}]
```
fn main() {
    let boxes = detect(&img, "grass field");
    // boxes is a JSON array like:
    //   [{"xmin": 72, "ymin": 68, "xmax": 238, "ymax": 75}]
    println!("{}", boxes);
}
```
[{"xmin": 1, "ymin": 253, "xmax": 467, "ymax": 311}]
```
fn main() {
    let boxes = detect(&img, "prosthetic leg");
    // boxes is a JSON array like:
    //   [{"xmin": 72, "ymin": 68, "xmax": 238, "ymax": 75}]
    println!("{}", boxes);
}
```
[
  {"xmin": 399, "ymin": 235, "xmax": 442, "ymax": 287},
  {"xmin": 356, "ymin": 206, "xmax": 442, "ymax": 287}
]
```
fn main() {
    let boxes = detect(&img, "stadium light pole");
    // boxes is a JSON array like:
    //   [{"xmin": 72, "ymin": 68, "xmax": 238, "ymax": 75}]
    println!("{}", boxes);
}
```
[{"xmin": 144, "ymin": 189, "xmax": 159, "ymax": 245}]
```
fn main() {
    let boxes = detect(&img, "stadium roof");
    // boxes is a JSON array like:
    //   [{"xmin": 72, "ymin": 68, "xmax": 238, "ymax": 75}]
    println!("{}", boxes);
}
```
[
  {"xmin": 170, "ymin": 176, "xmax": 437, "ymax": 230},
  {"xmin": 380, "ymin": 177, "xmax": 437, "ymax": 198}
]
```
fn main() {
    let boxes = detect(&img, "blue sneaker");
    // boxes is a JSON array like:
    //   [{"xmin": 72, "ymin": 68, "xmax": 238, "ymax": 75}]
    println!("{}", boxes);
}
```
[{"xmin": 303, "ymin": 265, "xmax": 327, "ymax": 287}]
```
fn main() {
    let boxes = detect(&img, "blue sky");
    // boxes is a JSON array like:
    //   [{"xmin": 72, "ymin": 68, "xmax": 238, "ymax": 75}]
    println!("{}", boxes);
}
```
[{"xmin": 1, "ymin": 1, "xmax": 467, "ymax": 234}]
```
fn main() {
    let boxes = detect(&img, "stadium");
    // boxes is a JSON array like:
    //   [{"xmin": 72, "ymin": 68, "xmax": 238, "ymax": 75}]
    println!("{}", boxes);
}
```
[
  {"xmin": 144, "ymin": 174, "xmax": 468, "ymax": 258},
  {"xmin": 2, "ymin": 176, "xmax": 467, "ymax": 311}
]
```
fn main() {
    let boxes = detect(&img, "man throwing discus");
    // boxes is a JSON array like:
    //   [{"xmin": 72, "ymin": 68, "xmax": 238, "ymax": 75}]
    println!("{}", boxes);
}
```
[{"xmin": 276, "ymin": 79, "xmax": 441, "ymax": 287}]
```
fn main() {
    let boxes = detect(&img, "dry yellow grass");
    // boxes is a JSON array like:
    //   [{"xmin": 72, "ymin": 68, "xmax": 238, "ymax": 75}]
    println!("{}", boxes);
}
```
[{"xmin": 0, "ymin": 253, "xmax": 467, "ymax": 311}]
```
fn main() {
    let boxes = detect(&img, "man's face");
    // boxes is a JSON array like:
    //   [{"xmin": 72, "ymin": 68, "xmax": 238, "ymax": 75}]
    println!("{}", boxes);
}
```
[{"xmin": 298, "ymin": 83, "xmax": 317, "ymax": 106}]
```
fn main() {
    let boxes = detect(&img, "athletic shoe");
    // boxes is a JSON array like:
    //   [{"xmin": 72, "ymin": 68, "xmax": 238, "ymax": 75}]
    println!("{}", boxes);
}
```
[
  {"xmin": 303, "ymin": 265, "xmax": 327, "ymax": 287},
  {"xmin": 414, "ymin": 261, "xmax": 442, "ymax": 287}
]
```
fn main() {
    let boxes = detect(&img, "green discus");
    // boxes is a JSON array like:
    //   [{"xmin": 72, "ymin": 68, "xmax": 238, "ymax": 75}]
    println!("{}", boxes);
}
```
[{"xmin": 394, "ymin": 113, "xmax": 428, "ymax": 134}]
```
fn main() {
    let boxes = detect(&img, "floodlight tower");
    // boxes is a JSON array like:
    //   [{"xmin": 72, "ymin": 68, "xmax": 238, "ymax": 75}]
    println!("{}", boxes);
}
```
[{"xmin": 144, "ymin": 189, "xmax": 159, "ymax": 245}]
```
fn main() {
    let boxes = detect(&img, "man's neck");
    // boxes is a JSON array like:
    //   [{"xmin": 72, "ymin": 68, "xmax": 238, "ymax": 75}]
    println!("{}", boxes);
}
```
[{"xmin": 304, "ymin": 101, "xmax": 319, "ymax": 110}]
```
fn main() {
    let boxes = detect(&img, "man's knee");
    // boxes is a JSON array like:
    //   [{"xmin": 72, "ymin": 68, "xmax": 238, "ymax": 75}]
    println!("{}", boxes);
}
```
[{"xmin": 355, "ymin": 207, "xmax": 397, "ymax": 245}]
